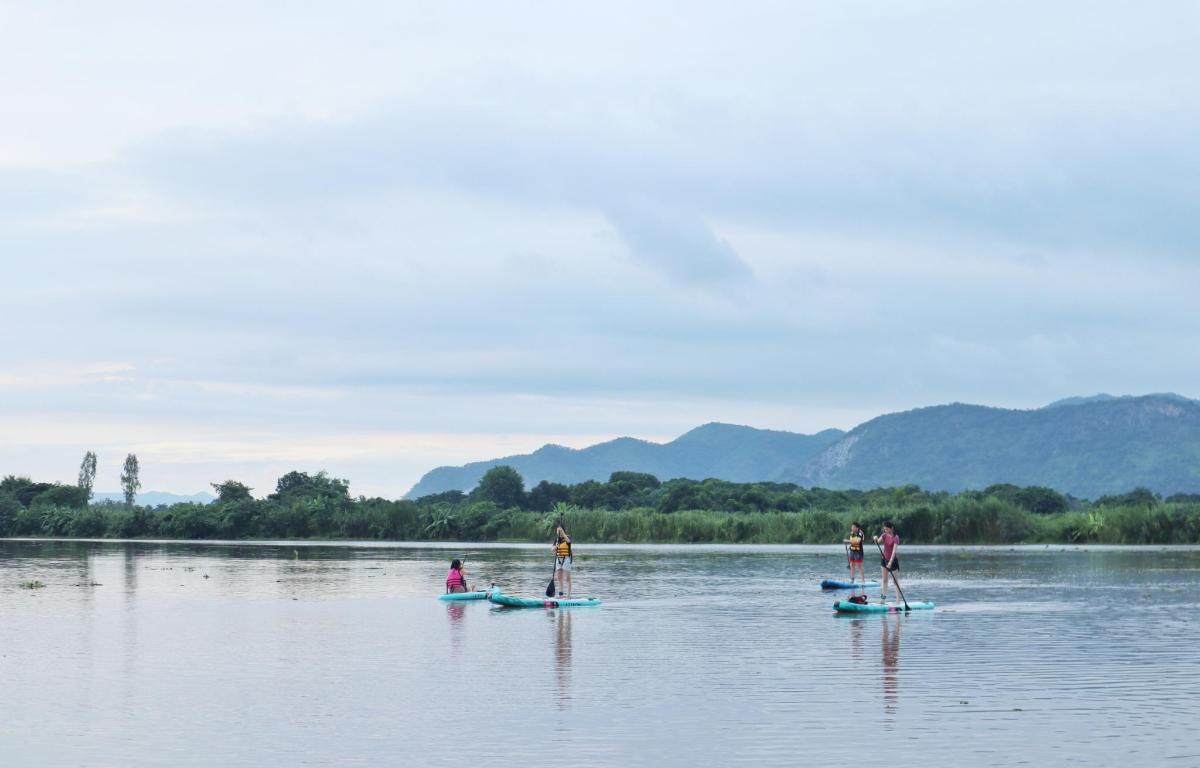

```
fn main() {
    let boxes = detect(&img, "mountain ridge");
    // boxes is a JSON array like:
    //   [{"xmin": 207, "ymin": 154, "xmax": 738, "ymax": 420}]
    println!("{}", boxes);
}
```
[
  {"xmin": 406, "ymin": 394, "xmax": 1200, "ymax": 500},
  {"xmin": 404, "ymin": 422, "xmax": 845, "ymax": 498}
]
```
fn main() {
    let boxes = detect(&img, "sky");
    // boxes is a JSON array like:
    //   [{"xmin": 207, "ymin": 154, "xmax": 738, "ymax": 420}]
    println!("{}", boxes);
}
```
[{"xmin": 1, "ymin": 1, "xmax": 1198, "ymax": 498}]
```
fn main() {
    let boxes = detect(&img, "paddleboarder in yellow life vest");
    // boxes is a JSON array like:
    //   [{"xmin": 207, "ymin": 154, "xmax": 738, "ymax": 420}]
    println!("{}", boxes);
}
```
[
  {"xmin": 553, "ymin": 524, "xmax": 573, "ymax": 598},
  {"xmin": 843, "ymin": 522, "xmax": 867, "ymax": 584}
]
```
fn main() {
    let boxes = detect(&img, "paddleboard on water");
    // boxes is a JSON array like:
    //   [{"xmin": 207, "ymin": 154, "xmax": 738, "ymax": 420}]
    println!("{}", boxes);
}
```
[
  {"xmin": 820, "ymin": 579, "xmax": 881, "ymax": 590},
  {"xmin": 488, "ymin": 592, "xmax": 601, "ymax": 608},
  {"xmin": 833, "ymin": 600, "xmax": 934, "ymax": 613},
  {"xmin": 438, "ymin": 586, "xmax": 500, "ymax": 601}
]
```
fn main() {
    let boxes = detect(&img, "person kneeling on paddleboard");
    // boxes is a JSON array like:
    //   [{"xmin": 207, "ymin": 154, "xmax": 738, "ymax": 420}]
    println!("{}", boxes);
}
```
[
  {"xmin": 446, "ymin": 559, "xmax": 469, "ymax": 594},
  {"xmin": 553, "ymin": 525, "xmax": 573, "ymax": 598},
  {"xmin": 843, "ymin": 522, "xmax": 866, "ymax": 584},
  {"xmin": 873, "ymin": 522, "xmax": 900, "ymax": 602}
]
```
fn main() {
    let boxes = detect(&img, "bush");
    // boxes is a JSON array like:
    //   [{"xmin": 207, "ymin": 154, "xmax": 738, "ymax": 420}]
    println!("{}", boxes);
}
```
[{"xmin": 1, "ymin": 466, "xmax": 1197, "ymax": 544}]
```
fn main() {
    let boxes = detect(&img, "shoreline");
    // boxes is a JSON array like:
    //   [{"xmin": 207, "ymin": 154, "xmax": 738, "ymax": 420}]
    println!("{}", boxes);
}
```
[{"xmin": 5, "ymin": 537, "xmax": 1200, "ymax": 552}]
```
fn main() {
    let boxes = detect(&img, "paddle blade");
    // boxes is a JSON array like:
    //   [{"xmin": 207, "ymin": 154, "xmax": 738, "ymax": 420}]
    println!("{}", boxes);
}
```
[{"xmin": 545, "ymin": 577, "xmax": 556, "ymax": 597}]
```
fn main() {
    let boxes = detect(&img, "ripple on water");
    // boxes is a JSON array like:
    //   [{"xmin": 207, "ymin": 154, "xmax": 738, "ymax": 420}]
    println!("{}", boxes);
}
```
[{"xmin": 0, "ymin": 541, "xmax": 1198, "ymax": 767}]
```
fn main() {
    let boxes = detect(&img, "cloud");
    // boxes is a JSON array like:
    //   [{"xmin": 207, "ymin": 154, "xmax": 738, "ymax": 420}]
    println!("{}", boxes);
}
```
[
  {"xmin": 2, "ymin": 1, "xmax": 1200, "ymax": 494},
  {"xmin": 605, "ymin": 203, "xmax": 753, "ymax": 287}
]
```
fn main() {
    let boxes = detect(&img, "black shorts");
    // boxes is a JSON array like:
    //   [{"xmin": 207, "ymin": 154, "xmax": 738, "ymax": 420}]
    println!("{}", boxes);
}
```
[{"xmin": 881, "ymin": 557, "xmax": 900, "ymax": 572}]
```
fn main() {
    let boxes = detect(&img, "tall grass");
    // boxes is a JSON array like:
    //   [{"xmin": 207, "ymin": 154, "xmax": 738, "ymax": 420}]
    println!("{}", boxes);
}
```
[
  {"xmin": 4, "ymin": 498, "xmax": 1198, "ymax": 544},
  {"xmin": 479, "ymin": 501, "xmax": 1200, "ymax": 544}
]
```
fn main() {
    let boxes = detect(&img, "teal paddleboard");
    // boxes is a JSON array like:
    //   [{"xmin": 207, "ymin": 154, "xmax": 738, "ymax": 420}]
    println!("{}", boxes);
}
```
[
  {"xmin": 833, "ymin": 600, "xmax": 934, "ymax": 613},
  {"xmin": 488, "ymin": 592, "xmax": 601, "ymax": 608},
  {"xmin": 438, "ymin": 586, "xmax": 500, "ymax": 601}
]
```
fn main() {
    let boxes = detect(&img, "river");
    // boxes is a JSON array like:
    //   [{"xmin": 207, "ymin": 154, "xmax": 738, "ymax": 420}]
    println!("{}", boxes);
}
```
[{"xmin": 2, "ymin": 540, "xmax": 1198, "ymax": 767}]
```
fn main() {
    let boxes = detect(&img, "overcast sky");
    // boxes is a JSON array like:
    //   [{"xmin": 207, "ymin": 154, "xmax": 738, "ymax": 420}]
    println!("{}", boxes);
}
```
[{"xmin": 1, "ymin": 1, "xmax": 1197, "ymax": 497}]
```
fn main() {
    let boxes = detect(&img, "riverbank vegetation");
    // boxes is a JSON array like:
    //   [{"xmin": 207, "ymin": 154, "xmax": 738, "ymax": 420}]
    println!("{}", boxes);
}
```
[{"xmin": 2, "ymin": 467, "xmax": 1198, "ymax": 544}]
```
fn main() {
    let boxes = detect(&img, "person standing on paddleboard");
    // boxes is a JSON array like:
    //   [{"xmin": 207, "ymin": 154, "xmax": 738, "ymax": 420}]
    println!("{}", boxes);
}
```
[
  {"xmin": 843, "ymin": 522, "xmax": 866, "ymax": 584},
  {"xmin": 874, "ymin": 522, "xmax": 900, "ymax": 602},
  {"xmin": 553, "ymin": 525, "xmax": 573, "ymax": 598},
  {"xmin": 445, "ymin": 558, "xmax": 469, "ymax": 594}
]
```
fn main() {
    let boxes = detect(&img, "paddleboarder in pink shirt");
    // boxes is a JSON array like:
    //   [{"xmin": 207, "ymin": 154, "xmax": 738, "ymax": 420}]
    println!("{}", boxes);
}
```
[{"xmin": 874, "ymin": 522, "xmax": 901, "ymax": 602}]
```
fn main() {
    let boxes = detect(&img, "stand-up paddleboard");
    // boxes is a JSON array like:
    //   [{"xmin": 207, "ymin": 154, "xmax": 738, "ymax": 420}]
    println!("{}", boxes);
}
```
[
  {"xmin": 439, "ymin": 586, "xmax": 501, "ymax": 601},
  {"xmin": 488, "ymin": 591, "xmax": 601, "ymax": 608},
  {"xmin": 833, "ymin": 600, "xmax": 934, "ymax": 613},
  {"xmin": 820, "ymin": 579, "xmax": 880, "ymax": 590}
]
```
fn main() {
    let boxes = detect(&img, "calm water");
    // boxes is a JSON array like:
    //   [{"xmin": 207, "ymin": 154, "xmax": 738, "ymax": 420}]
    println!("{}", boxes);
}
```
[{"xmin": 2, "ymin": 540, "xmax": 1199, "ymax": 767}]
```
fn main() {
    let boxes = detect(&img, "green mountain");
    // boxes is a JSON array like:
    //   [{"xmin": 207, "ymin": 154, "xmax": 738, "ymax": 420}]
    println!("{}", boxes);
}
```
[
  {"xmin": 404, "ymin": 423, "xmax": 845, "ymax": 498},
  {"xmin": 796, "ymin": 394, "xmax": 1200, "ymax": 498},
  {"xmin": 407, "ymin": 394, "xmax": 1200, "ymax": 500}
]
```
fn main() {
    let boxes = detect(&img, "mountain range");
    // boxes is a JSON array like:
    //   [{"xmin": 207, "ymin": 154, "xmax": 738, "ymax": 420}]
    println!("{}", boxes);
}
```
[{"xmin": 405, "ymin": 394, "xmax": 1200, "ymax": 500}]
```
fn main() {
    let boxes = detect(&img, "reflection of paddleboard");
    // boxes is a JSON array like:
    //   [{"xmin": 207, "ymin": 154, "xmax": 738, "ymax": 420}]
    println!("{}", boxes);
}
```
[
  {"xmin": 820, "ymin": 579, "xmax": 880, "ymax": 590},
  {"xmin": 833, "ymin": 600, "xmax": 934, "ymax": 613},
  {"xmin": 488, "ymin": 592, "xmax": 601, "ymax": 608},
  {"xmin": 438, "ymin": 586, "xmax": 500, "ymax": 601}
]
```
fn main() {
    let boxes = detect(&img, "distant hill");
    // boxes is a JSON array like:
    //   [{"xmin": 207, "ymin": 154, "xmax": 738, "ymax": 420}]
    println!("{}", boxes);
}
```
[
  {"xmin": 93, "ymin": 491, "xmax": 215, "ymax": 506},
  {"xmin": 407, "ymin": 394, "xmax": 1200, "ymax": 500},
  {"xmin": 797, "ymin": 394, "xmax": 1200, "ymax": 498},
  {"xmin": 1043, "ymin": 392, "xmax": 1192, "ymax": 409},
  {"xmin": 1043, "ymin": 393, "xmax": 1119, "ymax": 409},
  {"xmin": 405, "ymin": 423, "xmax": 845, "ymax": 498}
]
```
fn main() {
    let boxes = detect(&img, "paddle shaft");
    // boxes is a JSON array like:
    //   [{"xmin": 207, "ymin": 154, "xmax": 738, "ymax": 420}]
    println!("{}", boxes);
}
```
[
  {"xmin": 874, "ymin": 537, "xmax": 910, "ymax": 610},
  {"xmin": 546, "ymin": 551, "xmax": 557, "ymax": 597}
]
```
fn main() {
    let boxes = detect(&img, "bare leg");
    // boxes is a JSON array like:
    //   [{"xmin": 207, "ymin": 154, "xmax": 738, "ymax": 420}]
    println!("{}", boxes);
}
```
[
  {"xmin": 564, "ymin": 570, "xmax": 572, "ymax": 598},
  {"xmin": 881, "ymin": 566, "xmax": 890, "ymax": 600}
]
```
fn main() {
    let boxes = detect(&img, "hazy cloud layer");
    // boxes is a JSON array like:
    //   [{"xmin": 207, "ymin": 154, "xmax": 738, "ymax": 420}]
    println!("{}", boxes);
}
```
[{"xmin": 1, "ymin": 1, "xmax": 1198, "ymax": 495}]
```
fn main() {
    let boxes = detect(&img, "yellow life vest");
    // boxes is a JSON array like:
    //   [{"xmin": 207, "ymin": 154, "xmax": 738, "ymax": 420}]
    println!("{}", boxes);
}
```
[
  {"xmin": 555, "ymin": 540, "xmax": 571, "ymax": 558},
  {"xmin": 848, "ymin": 532, "xmax": 864, "ymax": 553}
]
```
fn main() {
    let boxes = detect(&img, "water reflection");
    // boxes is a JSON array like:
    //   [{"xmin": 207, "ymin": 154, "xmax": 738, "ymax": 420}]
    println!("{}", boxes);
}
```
[
  {"xmin": 447, "ymin": 602, "xmax": 467, "ymax": 659},
  {"xmin": 3, "ymin": 541, "xmax": 1199, "ymax": 768},
  {"xmin": 553, "ymin": 610, "xmax": 573, "ymax": 706},
  {"xmin": 881, "ymin": 615, "xmax": 902, "ymax": 715},
  {"xmin": 849, "ymin": 616, "xmax": 865, "ymax": 664},
  {"xmin": 123, "ymin": 546, "xmax": 139, "ymax": 596}
]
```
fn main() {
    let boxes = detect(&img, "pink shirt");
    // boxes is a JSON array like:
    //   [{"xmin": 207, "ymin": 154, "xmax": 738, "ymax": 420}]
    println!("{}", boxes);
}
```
[{"xmin": 881, "ymin": 533, "xmax": 900, "ymax": 560}]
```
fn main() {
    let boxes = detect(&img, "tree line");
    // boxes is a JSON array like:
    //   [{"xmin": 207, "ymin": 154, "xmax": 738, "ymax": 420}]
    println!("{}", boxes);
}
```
[{"xmin": 1, "ymin": 459, "xmax": 1198, "ymax": 544}]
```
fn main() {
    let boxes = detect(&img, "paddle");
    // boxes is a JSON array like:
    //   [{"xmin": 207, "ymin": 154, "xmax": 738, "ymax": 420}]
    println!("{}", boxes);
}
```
[
  {"xmin": 545, "ymin": 551, "xmax": 558, "ymax": 598},
  {"xmin": 874, "ymin": 537, "xmax": 910, "ymax": 611}
]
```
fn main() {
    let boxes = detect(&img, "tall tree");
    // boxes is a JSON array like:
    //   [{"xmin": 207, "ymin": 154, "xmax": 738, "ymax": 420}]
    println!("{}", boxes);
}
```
[
  {"xmin": 120, "ymin": 454, "xmax": 141, "ymax": 506},
  {"xmin": 212, "ymin": 480, "xmax": 253, "ymax": 504},
  {"xmin": 77, "ymin": 451, "xmax": 98, "ymax": 500},
  {"xmin": 472, "ymin": 465, "xmax": 526, "ymax": 509}
]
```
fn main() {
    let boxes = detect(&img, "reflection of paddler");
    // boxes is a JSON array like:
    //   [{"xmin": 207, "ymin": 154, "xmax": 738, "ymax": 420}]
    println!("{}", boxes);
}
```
[
  {"xmin": 555, "ymin": 610, "xmax": 573, "ymax": 703},
  {"xmin": 447, "ymin": 601, "xmax": 466, "ymax": 658},
  {"xmin": 881, "ymin": 614, "xmax": 901, "ymax": 713},
  {"xmin": 850, "ymin": 616, "xmax": 865, "ymax": 663}
]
